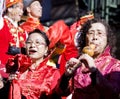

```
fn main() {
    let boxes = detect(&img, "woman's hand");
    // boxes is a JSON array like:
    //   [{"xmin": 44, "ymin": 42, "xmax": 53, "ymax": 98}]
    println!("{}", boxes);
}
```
[
  {"xmin": 8, "ymin": 73, "xmax": 18, "ymax": 81},
  {"xmin": 79, "ymin": 54, "xmax": 96, "ymax": 72},
  {"xmin": 65, "ymin": 58, "xmax": 81, "ymax": 76}
]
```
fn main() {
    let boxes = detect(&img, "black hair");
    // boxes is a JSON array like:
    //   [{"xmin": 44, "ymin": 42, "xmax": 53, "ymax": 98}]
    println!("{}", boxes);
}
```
[
  {"xmin": 76, "ymin": 18, "xmax": 114, "ymax": 53},
  {"xmin": 27, "ymin": 29, "xmax": 50, "ymax": 46}
]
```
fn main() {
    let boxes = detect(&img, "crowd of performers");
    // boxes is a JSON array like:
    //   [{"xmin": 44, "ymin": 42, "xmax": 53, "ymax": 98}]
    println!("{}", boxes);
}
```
[{"xmin": 0, "ymin": 0, "xmax": 120, "ymax": 99}]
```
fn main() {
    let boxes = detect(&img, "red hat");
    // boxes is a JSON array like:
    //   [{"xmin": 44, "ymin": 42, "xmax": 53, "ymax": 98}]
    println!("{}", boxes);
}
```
[{"xmin": 6, "ymin": 0, "xmax": 22, "ymax": 8}]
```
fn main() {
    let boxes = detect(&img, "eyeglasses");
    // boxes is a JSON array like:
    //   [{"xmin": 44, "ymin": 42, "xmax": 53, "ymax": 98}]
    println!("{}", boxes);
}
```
[{"xmin": 26, "ymin": 41, "xmax": 46, "ymax": 46}]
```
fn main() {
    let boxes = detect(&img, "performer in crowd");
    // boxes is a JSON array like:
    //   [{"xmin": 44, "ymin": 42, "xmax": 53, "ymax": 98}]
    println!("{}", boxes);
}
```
[
  {"xmin": 4, "ymin": 0, "xmax": 27, "ymax": 56},
  {"xmin": 58, "ymin": 18, "xmax": 120, "ymax": 99},
  {"xmin": 20, "ymin": 0, "xmax": 47, "ymax": 33},
  {"xmin": 0, "ymin": 0, "xmax": 26, "ymax": 98},
  {"xmin": 6, "ymin": 29, "xmax": 61, "ymax": 99}
]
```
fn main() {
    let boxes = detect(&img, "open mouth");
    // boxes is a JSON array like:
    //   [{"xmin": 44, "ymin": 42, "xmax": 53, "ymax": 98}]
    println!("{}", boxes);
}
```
[{"xmin": 29, "ymin": 49, "xmax": 37, "ymax": 54}]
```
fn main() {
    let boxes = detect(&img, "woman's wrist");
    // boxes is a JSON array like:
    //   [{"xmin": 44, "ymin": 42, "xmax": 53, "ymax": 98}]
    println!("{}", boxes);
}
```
[
  {"xmin": 90, "ymin": 67, "xmax": 97, "ymax": 73},
  {"xmin": 90, "ymin": 67, "xmax": 98, "ymax": 85}
]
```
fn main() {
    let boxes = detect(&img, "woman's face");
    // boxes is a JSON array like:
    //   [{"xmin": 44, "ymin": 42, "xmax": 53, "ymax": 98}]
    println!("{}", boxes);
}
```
[
  {"xmin": 8, "ymin": 2, "xmax": 23, "ymax": 22},
  {"xmin": 28, "ymin": 1, "xmax": 42, "ymax": 18},
  {"xmin": 26, "ymin": 33, "xmax": 48, "ymax": 61},
  {"xmin": 86, "ymin": 22, "xmax": 107, "ymax": 55}
]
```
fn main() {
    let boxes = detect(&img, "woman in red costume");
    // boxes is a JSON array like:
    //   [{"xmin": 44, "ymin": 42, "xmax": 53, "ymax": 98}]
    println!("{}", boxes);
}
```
[
  {"xmin": 20, "ymin": 0, "xmax": 47, "ymax": 33},
  {"xmin": 4, "ymin": 0, "xmax": 27, "ymax": 56},
  {"xmin": 6, "ymin": 29, "xmax": 62, "ymax": 99},
  {"xmin": 6, "ymin": 28, "xmax": 77, "ymax": 99}
]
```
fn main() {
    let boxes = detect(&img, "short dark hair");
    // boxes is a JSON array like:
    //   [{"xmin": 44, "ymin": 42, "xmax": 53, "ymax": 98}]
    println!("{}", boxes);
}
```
[{"xmin": 27, "ymin": 29, "xmax": 50, "ymax": 46}]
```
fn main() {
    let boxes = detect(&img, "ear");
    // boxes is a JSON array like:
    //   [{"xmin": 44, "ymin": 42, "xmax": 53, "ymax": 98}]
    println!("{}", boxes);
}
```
[
  {"xmin": 26, "ymin": 7, "xmax": 30, "ymax": 13},
  {"xmin": 8, "ymin": 7, "xmax": 12, "ymax": 13},
  {"xmin": 45, "ymin": 47, "xmax": 48, "ymax": 54},
  {"xmin": 44, "ymin": 47, "xmax": 49, "ymax": 57}
]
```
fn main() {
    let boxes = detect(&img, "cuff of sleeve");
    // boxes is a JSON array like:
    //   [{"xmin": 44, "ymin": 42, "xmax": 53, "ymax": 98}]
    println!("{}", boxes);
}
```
[
  {"xmin": 59, "ymin": 73, "xmax": 71, "ymax": 91},
  {"xmin": 90, "ymin": 68, "xmax": 98, "ymax": 86}
]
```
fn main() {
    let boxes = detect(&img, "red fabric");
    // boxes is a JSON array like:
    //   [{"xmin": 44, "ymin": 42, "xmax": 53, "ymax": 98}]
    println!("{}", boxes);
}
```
[
  {"xmin": 6, "ymin": 54, "xmax": 60, "ymax": 99},
  {"xmin": 59, "ymin": 22, "xmax": 80, "ymax": 75},
  {"xmin": 6, "ymin": 54, "xmax": 32, "ymax": 73},
  {"xmin": 0, "ymin": 19, "xmax": 12, "ymax": 64},
  {"xmin": 20, "ymin": 17, "xmax": 45, "ymax": 33},
  {"xmin": 9, "ymin": 80, "xmax": 21, "ymax": 99},
  {"xmin": 5, "ymin": 18, "xmax": 26, "ymax": 48},
  {"xmin": 0, "ymin": 19, "xmax": 12, "ymax": 78},
  {"xmin": 46, "ymin": 20, "xmax": 72, "ymax": 48},
  {"xmin": 59, "ymin": 14, "xmax": 94, "ymax": 75}
]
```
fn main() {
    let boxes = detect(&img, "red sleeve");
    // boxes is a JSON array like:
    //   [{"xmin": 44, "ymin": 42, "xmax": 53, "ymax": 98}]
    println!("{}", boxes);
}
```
[{"xmin": 50, "ymin": 70, "xmax": 61, "ymax": 90}]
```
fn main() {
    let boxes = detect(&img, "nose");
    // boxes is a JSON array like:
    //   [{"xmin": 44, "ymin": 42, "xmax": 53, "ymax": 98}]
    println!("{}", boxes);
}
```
[
  {"xmin": 92, "ymin": 33, "xmax": 98, "ymax": 40},
  {"xmin": 30, "ymin": 42, "xmax": 36, "ymax": 48}
]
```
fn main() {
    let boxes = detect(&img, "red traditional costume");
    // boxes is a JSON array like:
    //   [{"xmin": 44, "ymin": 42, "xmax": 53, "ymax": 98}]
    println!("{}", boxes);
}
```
[
  {"xmin": 4, "ymin": 16, "xmax": 26, "ymax": 48},
  {"xmin": 20, "ymin": 17, "xmax": 47, "ymax": 33},
  {"xmin": 6, "ymin": 20, "xmax": 72, "ymax": 99},
  {"xmin": 0, "ymin": 0, "xmax": 26, "ymax": 78},
  {"xmin": 21, "ymin": 19, "xmax": 72, "ymax": 68},
  {"xmin": 5, "ymin": 0, "xmax": 27, "ymax": 52},
  {"xmin": 6, "ymin": 54, "xmax": 60, "ymax": 99}
]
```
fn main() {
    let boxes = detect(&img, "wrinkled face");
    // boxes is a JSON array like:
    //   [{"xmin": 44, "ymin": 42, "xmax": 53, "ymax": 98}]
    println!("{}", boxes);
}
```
[
  {"xmin": 86, "ymin": 22, "xmax": 107, "ymax": 55},
  {"xmin": 26, "ymin": 33, "xmax": 48, "ymax": 61},
  {"xmin": 28, "ymin": 1, "xmax": 42, "ymax": 18},
  {"xmin": 8, "ymin": 2, "xmax": 23, "ymax": 22}
]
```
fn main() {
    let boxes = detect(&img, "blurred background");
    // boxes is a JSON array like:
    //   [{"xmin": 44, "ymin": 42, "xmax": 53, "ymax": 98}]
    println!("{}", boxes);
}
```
[{"xmin": 24, "ymin": 0, "xmax": 120, "ymax": 59}]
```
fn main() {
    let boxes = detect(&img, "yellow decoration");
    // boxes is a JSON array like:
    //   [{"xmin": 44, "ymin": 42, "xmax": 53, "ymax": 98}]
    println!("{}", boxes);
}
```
[
  {"xmin": 46, "ymin": 59, "xmax": 56, "ymax": 68},
  {"xmin": 82, "ymin": 44, "xmax": 95, "ymax": 56}
]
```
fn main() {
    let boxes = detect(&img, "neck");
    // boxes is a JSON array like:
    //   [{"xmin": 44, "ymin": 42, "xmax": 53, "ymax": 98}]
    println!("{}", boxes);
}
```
[
  {"xmin": 31, "ymin": 57, "xmax": 44, "ymax": 68},
  {"xmin": 0, "ymin": 17, "xmax": 4, "ymax": 29},
  {"xmin": 28, "ymin": 14, "xmax": 40, "ymax": 21},
  {"xmin": 6, "ymin": 14, "xmax": 18, "ymax": 26}
]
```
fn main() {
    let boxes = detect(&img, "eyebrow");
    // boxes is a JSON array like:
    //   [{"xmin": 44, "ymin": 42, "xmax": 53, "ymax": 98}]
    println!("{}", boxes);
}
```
[{"xmin": 89, "ymin": 29, "xmax": 105, "ymax": 32}]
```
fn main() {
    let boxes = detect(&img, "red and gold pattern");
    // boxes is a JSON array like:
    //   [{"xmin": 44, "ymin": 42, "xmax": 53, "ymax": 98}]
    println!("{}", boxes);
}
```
[
  {"xmin": 6, "ymin": 0, "xmax": 22, "ymax": 8},
  {"xmin": 5, "ymin": 18, "xmax": 26, "ymax": 48},
  {"xmin": 20, "ymin": 17, "xmax": 45, "ymax": 33}
]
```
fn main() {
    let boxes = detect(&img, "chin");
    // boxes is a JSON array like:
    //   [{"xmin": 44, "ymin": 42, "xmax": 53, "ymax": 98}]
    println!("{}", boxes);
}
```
[{"xmin": 29, "ymin": 54, "xmax": 35, "ymax": 58}]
